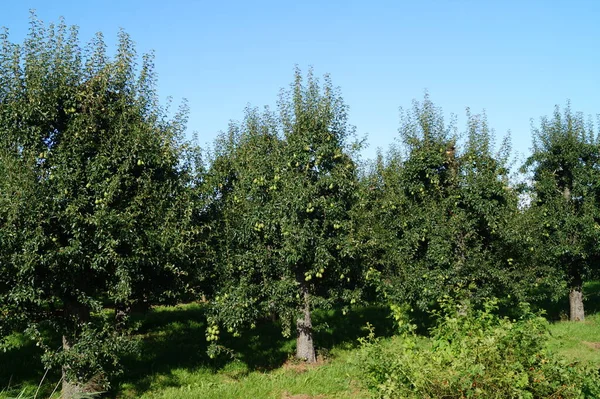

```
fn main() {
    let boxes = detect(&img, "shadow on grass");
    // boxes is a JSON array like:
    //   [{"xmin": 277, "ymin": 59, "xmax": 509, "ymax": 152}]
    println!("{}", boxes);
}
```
[
  {"xmin": 0, "ymin": 334, "xmax": 60, "ymax": 398},
  {"xmin": 584, "ymin": 281, "xmax": 600, "ymax": 315},
  {"xmin": 313, "ymin": 306, "xmax": 395, "ymax": 351},
  {"xmin": 116, "ymin": 303, "xmax": 210, "ymax": 395},
  {"xmin": 115, "ymin": 303, "xmax": 397, "ymax": 397},
  {"xmin": 0, "ymin": 302, "xmax": 397, "ymax": 398}
]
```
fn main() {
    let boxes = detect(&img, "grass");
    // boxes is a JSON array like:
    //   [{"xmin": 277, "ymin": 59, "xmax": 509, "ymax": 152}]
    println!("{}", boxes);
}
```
[
  {"xmin": 115, "ymin": 304, "xmax": 392, "ymax": 399},
  {"xmin": 537, "ymin": 281, "xmax": 600, "ymax": 366},
  {"xmin": 2, "ymin": 288, "xmax": 600, "ymax": 398},
  {"xmin": 0, "ymin": 333, "xmax": 53, "ymax": 398},
  {"xmin": 548, "ymin": 313, "xmax": 600, "ymax": 365},
  {"xmin": 0, "ymin": 304, "xmax": 392, "ymax": 398},
  {"xmin": 121, "ymin": 348, "xmax": 365, "ymax": 399}
]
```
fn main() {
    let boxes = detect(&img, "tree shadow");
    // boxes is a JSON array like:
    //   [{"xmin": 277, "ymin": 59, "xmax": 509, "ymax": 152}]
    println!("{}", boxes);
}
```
[
  {"xmin": 115, "ymin": 303, "xmax": 211, "ymax": 395},
  {"xmin": 531, "ymin": 280, "xmax": 600, "ymax": 321},
  {"xmin": 1, "ymin": 302, "xmax": 400, "ymax": 398},
  {"xmin": 114, "ymin": 303, "xmax": 398, "ymax": 397},
  {"xmin": 313, "ymin": 305, "xmax": 396, "ymax": 350},
  {"xmin": 0, "ymin": 333, "xmax": 60, "ymax": 398},
  {"xmin": 115, "ymin": 303, "xmax": 293, "ymax": 396}
]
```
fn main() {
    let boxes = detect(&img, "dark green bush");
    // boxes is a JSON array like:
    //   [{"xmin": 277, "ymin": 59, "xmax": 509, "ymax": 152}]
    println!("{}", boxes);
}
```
[{"xmin": 359, "ymin": 298, "xmax": 600, "ymax": 398}]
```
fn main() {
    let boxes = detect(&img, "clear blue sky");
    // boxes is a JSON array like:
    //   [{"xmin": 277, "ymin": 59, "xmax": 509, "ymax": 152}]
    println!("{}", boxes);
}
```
[{"xmin": 3, "ymin": 1, "xmax": 599, "ymax": 163}]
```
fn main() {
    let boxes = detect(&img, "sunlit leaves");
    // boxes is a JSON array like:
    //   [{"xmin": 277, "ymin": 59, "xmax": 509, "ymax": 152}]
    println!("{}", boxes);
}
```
[
  {"xmin": 0, "ymin": 15, "xmax": 201, "ymax": 389},
  {"xmin": 206, "ymin": 69, "xmax": 361, "ymax": 350}
]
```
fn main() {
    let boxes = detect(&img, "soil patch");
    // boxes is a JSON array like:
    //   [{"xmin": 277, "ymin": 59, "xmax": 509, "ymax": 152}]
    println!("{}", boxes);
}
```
[
  {"xmin": 281, "ymin": 356, "xmax": 327, "ymax": 373},
  {"xmin": 582, "ymin": 341, "xmax": 600, "ymax": 350},
  {"xmin": 281, "ymin": 393, "xmax": 325, "ymax": 399}
]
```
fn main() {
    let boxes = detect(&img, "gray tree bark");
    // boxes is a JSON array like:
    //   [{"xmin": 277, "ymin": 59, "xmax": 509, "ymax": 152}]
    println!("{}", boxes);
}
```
[
  {"xmin": 115, "ymin": 302, "xmax": 131, "ymax": 330},
  {"xmin": 568, "ymin": 269, "xmax": 585, "ymax": 321},
  {"xmin": 569, "ymin": 285, "xmax": 585, "ymax": 321},
  {"xmin": 61, "ymin": 334, "xmax": 84, "ymax": 399},
  {"xmin": 61, "ymin": 302, "xmax": 95, "ymax": 399},
  {"xmin": 296, "ymin": 283, "xmax": 316, "ymax": 363}
]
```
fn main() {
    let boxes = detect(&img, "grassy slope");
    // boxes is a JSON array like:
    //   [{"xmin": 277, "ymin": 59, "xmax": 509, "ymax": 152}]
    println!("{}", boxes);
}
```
[
  {"xmin": 0, "ymin": 304, "xmax": 393, "ymax": 399},
  {"xmin": 2, "ymin": 294, "xmax": 600, "ymax": 399}
]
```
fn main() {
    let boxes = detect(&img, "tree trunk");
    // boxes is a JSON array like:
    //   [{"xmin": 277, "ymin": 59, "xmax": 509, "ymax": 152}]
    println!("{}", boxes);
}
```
[
  {"xmin": 563, "ymin": 186, "xmax": 571, "ymax": 201},
  {"xmin": 296, "ymin": 282, "xmax": 316, "ymax": 363},
  {"xmin": 61, "ymin": 302, "xmax": 95, "ymax": 399},
  {"xmin": 569, "ymin": 282, "xmax": 585, "ymax": 322},
  {"xmin": 61, "ymin": 333, "xmax": 84, "ymax": 399}
]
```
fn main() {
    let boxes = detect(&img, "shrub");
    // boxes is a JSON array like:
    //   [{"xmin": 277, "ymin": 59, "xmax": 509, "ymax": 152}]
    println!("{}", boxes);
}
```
[{"xmin": 359, "ymin": 298, "xmax": 600, "ymax": 398}]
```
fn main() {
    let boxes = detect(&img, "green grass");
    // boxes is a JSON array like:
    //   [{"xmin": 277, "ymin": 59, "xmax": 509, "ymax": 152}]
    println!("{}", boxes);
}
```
[
  {"xmin": 541, "ymin": 281, "xmax": 600, "ymax": 366},
  {"xmin": 548, "ymin": 313, "xmax": 600, "ymax": 365},
  {"xmin": 2, "ymin": 293, "xmax": 600, "ymax": 399},
  {"xmin": 120, "ymin": 348, "xmax": 365, "ymax": 399},
  {"xmin": 115, "ymin": 304, "xmax": 391, "ymax": 398},
  {"xmin": 0, "ymin": 304, "xmax": 391, "ymax": 398},
  {"xmin": 0, "ymin": 333, "xmax": 54, "ymax": 399}
]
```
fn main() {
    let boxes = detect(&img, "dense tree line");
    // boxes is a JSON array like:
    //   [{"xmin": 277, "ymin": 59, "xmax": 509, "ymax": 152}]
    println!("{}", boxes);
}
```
[{"xmin": 0, "ymin": 18, "xmax": 599, "ymax": 398}]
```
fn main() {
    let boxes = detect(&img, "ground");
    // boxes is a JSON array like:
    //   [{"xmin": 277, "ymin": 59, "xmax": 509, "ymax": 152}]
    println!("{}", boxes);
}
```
[{"xmin": 2, "ymin": 292, "xmax": 600, "ymax": 399}]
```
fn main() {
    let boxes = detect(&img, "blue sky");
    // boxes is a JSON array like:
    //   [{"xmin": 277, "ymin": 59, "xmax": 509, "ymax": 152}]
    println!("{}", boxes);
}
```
[{"xmin": 3, "ymin": 1, "xmax": 599, "ymax": 164}]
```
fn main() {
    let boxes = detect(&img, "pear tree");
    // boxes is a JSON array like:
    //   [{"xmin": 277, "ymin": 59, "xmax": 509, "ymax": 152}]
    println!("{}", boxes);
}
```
[
  {"xmin": 207, "ymin": 69, "xmax": 360, "ymax": 362},
  {"xmin": 0, "ymin": 17, "xmax": 200, "ymax": 397},
  {"xmin": 357, "ymin": 95, "xmax": 526, "ymax": 311},
  {"xmin": 522, "ymin": 104, "xmax": 600, "ymax": 321}
]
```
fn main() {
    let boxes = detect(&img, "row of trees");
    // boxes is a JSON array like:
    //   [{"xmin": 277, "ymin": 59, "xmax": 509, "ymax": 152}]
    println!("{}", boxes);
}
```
[
  {"xmin": 1, "ymin": 18, "xmax": 599, "ymax": 398},
  {"xmin": 358, "ymin": 97, "xmax": 600, "ymax": 320}
]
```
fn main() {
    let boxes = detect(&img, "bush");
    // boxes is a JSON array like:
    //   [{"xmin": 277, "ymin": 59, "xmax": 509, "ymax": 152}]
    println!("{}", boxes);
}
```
[{"xmin": 359, "ymin": 298, "xmax": 600, "ymax": 398}]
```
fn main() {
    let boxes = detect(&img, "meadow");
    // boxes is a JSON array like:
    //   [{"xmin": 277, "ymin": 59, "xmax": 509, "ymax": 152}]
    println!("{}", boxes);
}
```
[{"xmin": 2, "ymin": 284, "xmax": 600, "ymax": 398}]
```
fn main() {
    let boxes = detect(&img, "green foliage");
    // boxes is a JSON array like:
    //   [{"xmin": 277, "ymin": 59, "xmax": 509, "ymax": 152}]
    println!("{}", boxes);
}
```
[
  {"xmin": 356, "ymin": 95, "xmax": 529, "ymax": 311},
  {"xmin": 206, "ymin": 68, "xmax": 361, "ymax": 356},
  {"xmin": 522, "ymin": 103, "xmax": 600, "ymax": 303},
  {"xmin": 45, "ymin": 320, "xmax": 138, "ymax": 389},
  {"xmin": 1, "ymin": 12, "xmax": 600, "ymax": 398},
  {"xmin": 0, "ymin": 15, "xmax": 202, "ymax": 391},
  {"xmin": 359, "ymin": 298, "xmax": 600, "ymax": 398}
]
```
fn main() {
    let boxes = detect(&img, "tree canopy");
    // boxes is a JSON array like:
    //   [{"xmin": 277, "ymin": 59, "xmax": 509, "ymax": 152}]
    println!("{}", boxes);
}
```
[
  {"xmin": 522, "ymin": 104, "xmax": 600, "ymax": 320},
  {"xmin": 1, "ymin": 14, "xmax": 599, "ymax": 398},
  {"xmin": 206, "ymin": 69, "xmax": 361, "ymax": 361},
  {"xmin": 0, "ymin": 16, "xmax": 202, "ymax": 396},
  {"xmin": 356, "ymin": 95, "xmax": 532, "ymax": 312}
]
